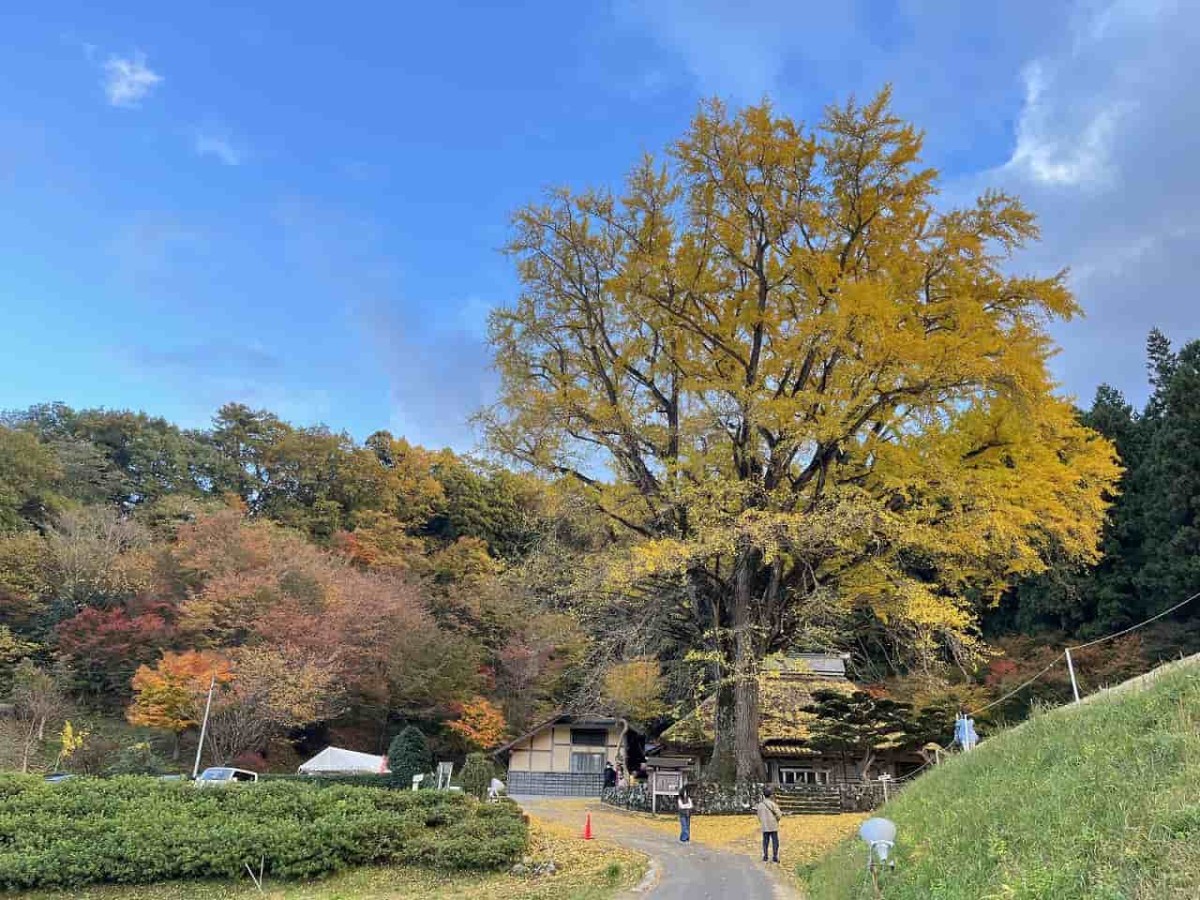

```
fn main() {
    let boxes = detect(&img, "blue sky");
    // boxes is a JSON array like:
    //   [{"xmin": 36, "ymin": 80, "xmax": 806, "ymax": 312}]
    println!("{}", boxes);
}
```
[{"xmin": 1, "ymin": 1, "xmax": 1197, "ymax": 450}]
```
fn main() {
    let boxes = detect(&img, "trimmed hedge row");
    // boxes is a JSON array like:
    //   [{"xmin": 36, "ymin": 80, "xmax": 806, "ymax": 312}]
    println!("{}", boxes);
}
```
[
  {"xmin": 0, "ymin": 775, "xmax": 527, "ymax": 890},
  {"xmin": 259, "ymin": 772, "xmax": 416, "ymax": 790}
]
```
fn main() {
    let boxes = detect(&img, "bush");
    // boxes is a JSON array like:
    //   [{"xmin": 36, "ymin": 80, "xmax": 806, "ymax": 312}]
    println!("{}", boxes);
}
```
[
  {"xmin": 459, "ymin": 752, "xmax": 496, "ymax": 799},
  {"xmin": 62, "ymin": 735, "xmax": 120, "ymax": 775},
  {"xmin": 387, "ymin": 726, "xmax": 431, "ymax": 786},
  {"xmin": 0, "ymin": 775, "xmax": 528, "ymax": 890},
  {"xmin": 260, "ymin": 773, "xmax": 412, "ymax": 790},
  {"xmin": 105, "ymin": 742, "xmax": 172, "ymax": 776}
]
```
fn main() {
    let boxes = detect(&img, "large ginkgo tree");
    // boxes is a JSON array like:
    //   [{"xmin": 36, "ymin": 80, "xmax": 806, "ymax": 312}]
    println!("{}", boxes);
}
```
[{"xmin": 482, "ymin": 90, "xmax": 1119, "ymax": 782}]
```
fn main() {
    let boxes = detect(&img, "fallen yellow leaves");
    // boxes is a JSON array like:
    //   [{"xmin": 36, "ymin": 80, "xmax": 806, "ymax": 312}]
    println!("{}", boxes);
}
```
[{"xmin": 608, "ymin": 808, "xmax": 867, "ymax": 864}]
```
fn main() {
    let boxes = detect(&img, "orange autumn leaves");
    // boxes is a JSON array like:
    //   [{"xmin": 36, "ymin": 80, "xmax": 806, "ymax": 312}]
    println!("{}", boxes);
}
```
[
  {"xmin": 127, "ymin": 650, "xmax": 232, "ymax": 736},
  {"xmin": 124, "ymin": 509, "xmax": 492, "ymax": 761},
  {"xmin": 446, "ymin": 696, "xmax": 508, "ymax": 750}
]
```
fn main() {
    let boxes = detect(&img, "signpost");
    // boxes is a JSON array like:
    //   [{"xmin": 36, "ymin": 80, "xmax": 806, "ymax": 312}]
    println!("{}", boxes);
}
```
[{"xmin": 650, "ymin": 769, "xmax": 682, "ymax": 814}]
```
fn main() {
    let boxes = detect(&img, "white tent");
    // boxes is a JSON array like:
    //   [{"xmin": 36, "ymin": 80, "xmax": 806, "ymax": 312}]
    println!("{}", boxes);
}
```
[{"xmin": 297, "ymin": 746, "xmax": 388, "ymax": 775}]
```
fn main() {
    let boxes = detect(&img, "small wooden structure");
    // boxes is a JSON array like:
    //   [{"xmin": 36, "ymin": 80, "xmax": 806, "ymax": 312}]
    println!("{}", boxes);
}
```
[
  {"xmin": 644, "ymin": 756, "xmax": 694, "ymax": 813},
  {"xmin": 492, "ymin": 714, "xmax": 628, "ymax": 796}
]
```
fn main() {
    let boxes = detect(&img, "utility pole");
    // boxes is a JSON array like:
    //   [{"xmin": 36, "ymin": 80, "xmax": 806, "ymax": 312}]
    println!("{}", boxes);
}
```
[
  {"xmin": 192, "ymin": 673, "xmax": 217, "ymax": 779},
  {"xmin": 1065, "ymin": 647, "xmax": 1081, "ymax": 704}
]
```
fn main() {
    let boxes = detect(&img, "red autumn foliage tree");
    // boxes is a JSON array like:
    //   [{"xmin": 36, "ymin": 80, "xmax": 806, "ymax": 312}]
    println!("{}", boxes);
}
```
[{"xmin": 56, "ymin": 603, "xmax": 175, "ymax": 701}]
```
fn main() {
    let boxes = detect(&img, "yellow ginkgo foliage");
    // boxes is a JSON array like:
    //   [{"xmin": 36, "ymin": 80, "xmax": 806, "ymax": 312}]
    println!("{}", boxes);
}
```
[
  {"xmin": 482, "ymin": 89, "xmax": 1119, "ymax": 782},
  {"xmin": 56, "ymin": 720, "xmax": 88, "ymax": 770}
]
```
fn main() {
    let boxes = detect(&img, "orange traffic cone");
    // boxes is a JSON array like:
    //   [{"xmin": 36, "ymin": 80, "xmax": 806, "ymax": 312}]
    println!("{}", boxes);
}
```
[{"xmin": 582, "ymin": 812, "xmax": 593, "ymax": 841}]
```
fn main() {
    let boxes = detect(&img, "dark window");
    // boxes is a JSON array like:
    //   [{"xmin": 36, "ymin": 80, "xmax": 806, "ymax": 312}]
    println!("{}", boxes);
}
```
[{"xmin": 571, "ymin": 728, "xmax": 608, "ymax": 747}]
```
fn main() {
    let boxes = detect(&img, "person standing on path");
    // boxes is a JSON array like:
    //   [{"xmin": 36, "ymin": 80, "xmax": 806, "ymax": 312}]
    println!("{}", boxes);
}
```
[
  {"xmin": 755, "ymin": 787, "xmax": 783, "ymax": 863},
  {"xmin": 677, "ymin": 786, "xmax": 694, "ymax": 843}
]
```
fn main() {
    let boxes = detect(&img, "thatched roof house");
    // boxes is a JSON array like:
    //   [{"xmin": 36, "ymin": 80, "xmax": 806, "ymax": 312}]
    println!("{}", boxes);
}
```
[{"xmin": 658, "ymin": 653, "xmax": 920, "ymax": 784}]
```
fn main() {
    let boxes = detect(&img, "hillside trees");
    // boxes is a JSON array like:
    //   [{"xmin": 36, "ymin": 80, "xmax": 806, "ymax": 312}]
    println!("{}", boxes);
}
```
[
  {"xmin": 204, "ymin": 646, "xmax": 345, "ymax": 765},
  {"xmin": 127, "ymin": 651, "xmax": 233, "ymax": 759},
  {"xmin": 445, "ymin": 696, "xmax": 508, "ymax": 750},
  {"xmin": 0, "ymin": 426, "xmax": 61, "ymax": 531},
  {"xmin": 7, "ymin": 403, "xmax": 218, "ymax": 510},
  {"xmin": 996, "ymin": 332, "xmax": 1200, "ymax": 640},
  {"xmin": 0, "ymin": 398, "xmax": 586, "ymax": 769},
  {"xmin": 9, "ymin": 662, "xmax": 68, "ymax": 772},
  {"xmin": 55, "ymin": 604, "xmax": 175, "ymax": 700},
  {"xmin": 483, "ymin": 90, "xmax": 1118, "ymax": 781},
  {"xmin": 1137, "ymin": 336, "xmax": 1200, "ymax": 606}
]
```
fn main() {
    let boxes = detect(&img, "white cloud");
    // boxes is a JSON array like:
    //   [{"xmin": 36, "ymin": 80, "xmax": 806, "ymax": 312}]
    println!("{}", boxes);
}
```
[
  {"xmin": 103, "ymin": 53, "xmax": 162, "ymax": 108},
  {"xmin": 973, "ymin": 0, "xmax": 1200, "ymax": 404},
  {"xmin": 194, "ymin": 132, "xmax": 243, "ymax": 166},
  {"xmin": 612, "ymin": 0, "xmax": 855, "ymax": 100},
  {"xmin": 1004, "ymin": 61, "xmax": 1127, "ymax": 187},
  {"xmin": 620, "ymin": 0, "xmax": 1200, "ymax": 406}
]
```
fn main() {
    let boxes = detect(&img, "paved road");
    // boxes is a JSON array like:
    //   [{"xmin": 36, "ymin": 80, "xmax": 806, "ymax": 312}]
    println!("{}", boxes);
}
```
[{"xmin": 513, "ymin": 796, "xmax": 794, "ymax": 900}]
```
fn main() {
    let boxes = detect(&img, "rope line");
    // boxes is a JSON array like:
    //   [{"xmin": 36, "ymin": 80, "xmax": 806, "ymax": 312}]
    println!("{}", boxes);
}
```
[
  {"xmin": 895, "ymin": 758, "xmax": 934, "ymax": 781},
  {"xmin": 890, "ymin": 589, "xmax": 1200, "ymax": 786},
  {"xmin": 967, "ymin": 653, "xmax": 1064, "ymax": 716},
  {"xmin": 1068, "ymin": 590, "xmax": 1200, "ymax": 651}
]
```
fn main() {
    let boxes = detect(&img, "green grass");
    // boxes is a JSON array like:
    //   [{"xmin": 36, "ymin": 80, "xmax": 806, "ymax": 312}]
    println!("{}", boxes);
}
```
[{"xmin": 804, "ymin": 660, "xmax": 1200, "ymax": 900}]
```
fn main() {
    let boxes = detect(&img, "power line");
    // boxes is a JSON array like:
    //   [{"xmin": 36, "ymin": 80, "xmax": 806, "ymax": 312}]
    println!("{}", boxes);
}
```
[{"xmin": 1069, "ymin": 589, "xmax": 1200, "ymax": 651}]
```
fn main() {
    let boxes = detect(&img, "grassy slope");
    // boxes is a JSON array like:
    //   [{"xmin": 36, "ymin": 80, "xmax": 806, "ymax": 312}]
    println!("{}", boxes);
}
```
[{"xmin": 805, "ymin": 660, "xmax": 1200, "ymax": 900}]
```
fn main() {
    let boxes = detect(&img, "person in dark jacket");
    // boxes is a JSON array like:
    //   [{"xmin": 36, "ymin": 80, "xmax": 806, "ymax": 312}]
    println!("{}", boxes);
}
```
[{"xmin": 603, "ymin": 761, "xmax": 617, "ymax": 789}]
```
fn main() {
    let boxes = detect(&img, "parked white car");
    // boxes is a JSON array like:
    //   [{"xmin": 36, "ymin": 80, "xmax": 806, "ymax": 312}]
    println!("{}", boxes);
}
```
[{"xmin": 195, "ymin": 767, "xmax": 259, "ymax": 787}]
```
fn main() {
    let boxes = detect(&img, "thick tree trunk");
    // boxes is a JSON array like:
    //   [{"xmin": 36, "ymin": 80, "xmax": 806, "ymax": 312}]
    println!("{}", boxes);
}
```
[
  {"xmin": 706, "ymin": 592, "xmax": 737, "ymax": 781},
  {"xmin": 707, "ymin": 679, "xmax": 737, "ymax": 782},
  {"xmin": 733, "ymin": 548, "xmax": 766, "ymax": 784}
]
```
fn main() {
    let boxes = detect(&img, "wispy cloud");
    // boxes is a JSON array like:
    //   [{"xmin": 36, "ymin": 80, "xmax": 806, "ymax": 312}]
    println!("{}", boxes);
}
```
[
  {"xmin": 193, "ymin": 131, "xmax": 243, "ymax": 166},
  {"xmin": 103, "ymin": 53, "xmax": 162, "ymax": 108},
  {"xmin": 129, "ymin": 342, "xmax": 281, "ymax": 374},
  {"xmin": 970, "ymin": 0, "xmax": 1200, "ymax": 404},
  {"xmin": 273, "ymin": 197, "xmax": 494, "ymax": 451},
  {"xmin": 1002, "ymin": 61, "xmax": 1127, "ymax": 188},
  {"xmin": 108, "ymin": 212, "xmax": 203, "ymax": 289}
]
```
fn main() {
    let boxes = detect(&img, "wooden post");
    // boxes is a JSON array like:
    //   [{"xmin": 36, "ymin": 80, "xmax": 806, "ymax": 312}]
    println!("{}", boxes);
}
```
[{"xmin": 1065, "ymin": 647, "xmax": 1081, "ymax": 703}]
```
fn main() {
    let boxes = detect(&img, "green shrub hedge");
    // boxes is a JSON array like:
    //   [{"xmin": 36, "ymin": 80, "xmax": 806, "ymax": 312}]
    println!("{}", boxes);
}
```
[
  {"xmin": 0, "ymin": 775, "xmax": 528, "ymax": 890},
  {"xmin": 259, "ymin": 772, "xmax": 414, "ymax": 790}
]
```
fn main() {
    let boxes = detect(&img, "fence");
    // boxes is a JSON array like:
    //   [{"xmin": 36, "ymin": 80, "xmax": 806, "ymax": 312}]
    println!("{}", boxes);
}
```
[
  {"xmin": 602, "ymin": 779, "xmax": 892, "ymax": 814},
  {"xmin": 507, "ymin": 771, "xmax": 604, "ymax": 796}
]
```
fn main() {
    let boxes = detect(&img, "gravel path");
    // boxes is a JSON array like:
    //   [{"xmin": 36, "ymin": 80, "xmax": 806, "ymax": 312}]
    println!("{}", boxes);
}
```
[{"xmin": 513, "ymin": 796, "xmax": 795, "ymax": 900}]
